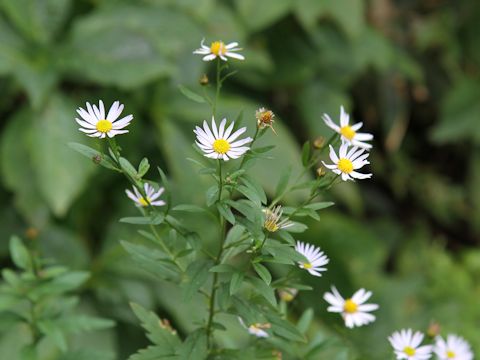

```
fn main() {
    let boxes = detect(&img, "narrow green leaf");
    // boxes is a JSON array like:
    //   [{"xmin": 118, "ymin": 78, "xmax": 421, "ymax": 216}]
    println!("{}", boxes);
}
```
[
  {"xmin": 68, "ymin": 142, "xmax": 118, "ymax": 170},
  {"xmin": 230, "ymin": 272, "xmax": 244, "ymax": 295},
  {"xmin": 252, "ymin": 263, "xmax": 271, "ymax": 285},
  {"xmin": 275, "ymin": 166, "xmax": 291, "ymax": 198},
  {"xmin": 216, "ymin": 202, "xmax": 235, "ymax": 225},
  {"xmin": 138, "ymin": 158, "xmax": 150, "ymax": 177},
  {"xmin": 248, "ymin": 277, "xmax": 276, "ymax": 306},
  {"xmin": 119, "ymin": 157, "xmax": 138, "ymax": 179},
  {"xmin": 172, "ymin": 204, "xmax": 206, "ymax": 213},
  {"xmin": 297, "ymin": 308, "xmax": 314, "ymax": 334},
  {"xmin": 209, "ymin": 264, "xmax": 236, "ymax": 273},
  {"xmin": 120, "ymin": 214, "xmax": 165, "ymax": 225},
  {"xmin": 9, "ymin": 236, "xmax": 32, "ymax": 271},
  {"xmin": 182, "ymin": 260, "xmax": 211, "ymax": 301},
  {"xmin": 301, "ymin": 141, "xmax": 311, "ymax": 167},
  {"xmin": 178, "ymin": 84, "xmax": 206, "ymax": 103}
]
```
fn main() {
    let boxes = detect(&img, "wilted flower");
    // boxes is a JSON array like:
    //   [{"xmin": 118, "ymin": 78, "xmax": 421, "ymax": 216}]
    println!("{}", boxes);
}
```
[
  {"xmin": 324, "ymin": 286, "xmax": 378, "ymax": 328},
  {"xmin": 434, "ymin": 334, "xmax": 473, "ymax": 360},
  {"xmin": 193, "ymin": 39, "xmax": 244, "ymax": 61},
  {"xmin": 388, "ymin": 329, "xmax": 433, "ymax": 360},
  {"xmin": 75, "ymin": 100, "xmax": 133, "ymax": 138},
  {"xmin": 255, "ymin": 107, "xmax": 277, "ymax": 134},
  {"xmin": 126, "ymin": 183, "xmax": 165, "ymax": 207},
  {"xmin": 295, "ymin": 241, "xmax": 329, "ymax": 277},
  {"xmin": 427, "ymin": 321, "xmax": 441, "ymax": 338},
  {"xmin": 278, "ymin": 288, "xmax": 298, "ymax": 302},
  {"xmin": 238, "ymin": 318, "xmax": 270, "ymax": 338},
  {"xmin": 194, "ymin": 117, "xmax": 252, "ymax": 161},
  {"xmin": 322, "ymin": 143, "xmax": 372, "ymax": 181},
  {"xmin": 323, "ymin": 106, "xmax": 373, "ymax": 149},
  {"xmin": 263, "ymin": 206, "xmax": 293, "ymax": 232}
]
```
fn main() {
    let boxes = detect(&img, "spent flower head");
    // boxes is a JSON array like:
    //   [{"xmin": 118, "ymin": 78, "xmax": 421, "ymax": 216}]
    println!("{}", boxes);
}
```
[
  {"xmin": 126, "ymin": 183, "xmax": 165, "ymax": 207},
  {"xmin": 255, "ymin": 107, "xmax": 277, "ymax": 134},
  {"xmin": 75, "ymin": 100, "xmax": 133, "ymax": 138},
  {"xmin": 278, "ymin": 288, "xmax": 298, "ymax": 302},
  {"xmin": 263, "ymin": 205, "xmax": 293, "ymax": 232},
  {"xmin": 324, "ymin": 286, "xmax": 378, "ymax": 328},
  {"xmin": 322, "ymin": 143, "xmax": 372, "ymax": 181},
  {"xmin": 388, "ymin": 329, "xmax": 433, "ymax": 360},
  {"xmin": 434, "ymin": 334, "xmax": 473, "ymax": 360},
  {"xmin": 238, "ymin": 318, "xmax": 270, "ymax": 338},
  {"xmin": 193, "ymin": 39, "xmax": 244, "ymax": 61},
  {"xmin": 194, "ymin": 117, "xmax": 252, "ymax": 161},
  {"xmin": 295, "ymin": 241, "xmax": 329, "ymax": 277},
  {"xmin": 323, "ymin": 106, "xmax": 373, "ymax": 149}
]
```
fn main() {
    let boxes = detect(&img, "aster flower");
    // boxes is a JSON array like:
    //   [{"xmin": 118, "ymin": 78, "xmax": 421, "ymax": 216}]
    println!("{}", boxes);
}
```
[
  {"xmin": 193, "ymin": 39, "xmax": 244, "ymax": 61},
  {"xmin": 434, "ymin": 334, "xmax": 473, "ymax": 360},
  {"xmin": 323, "ymin": 106, "xmax": 373, "ymax": 149},
  {"xmin": 263, "ymin": 206, "xmax": 293, "ymax": 232},
  {"xmin": 323, "ymin": 286, "xmax": 378, "ymax": 328},
  {"xmin": 322, "ymin": 143, "xmax": 372, "ymax": 181},
  {"xmin": 125, "ymin": 183, "xmax": 165, "ymax": 207},
  {"xmin": 194, "ymin": 117, "xmax": 252, "ymax": 161},
  {"xmin": 75, "ymin": 100, "xmax": 133, "ymax": 138},
  {"xmin": 294, "ymin": 241, "xmax": 329, "ymax": 277},
  {"xmin": 238, "ymin": 318, "xmax": 270, "ymax": 338},
  {"xmin": 388, "ymin": 329, "xmax": 433, "ymax": 360},
  {"xmin": 255, "ymin": 107, "xmax": 277, "ymax": 134}
]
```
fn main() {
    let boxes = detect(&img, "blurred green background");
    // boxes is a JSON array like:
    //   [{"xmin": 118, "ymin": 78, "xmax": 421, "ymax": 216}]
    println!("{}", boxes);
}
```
[{"xmin": 0, "ymin": 0, "xmax": 479, "ymax": 358}]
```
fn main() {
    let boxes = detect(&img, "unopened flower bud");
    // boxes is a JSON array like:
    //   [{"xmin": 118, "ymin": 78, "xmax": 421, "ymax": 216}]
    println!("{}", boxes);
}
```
[
  {"xmin": 316, "ymin": 167, "xmax": 326, "ymax": 177},
  {"xmin": 272, "ymin": 350, "xmax": 282, "ymax": 360},
  {"xmin": 25, "ymin": 227, "xmax": 39, "ymax": 240},
  {"xmin": 427, "ymin": 321, "xmax": 440, "ymax": 338},
  {"xmin": 92, "ymin": 154, "xmax": 102, "ymax": 164},
  {"xmin": 278, "ymin": 288, "xmax": 298, "ymax": 302},
  {"xmin": 313, "ymin": 136, "xmax": 325, "ymax": 149},
  {"xmin": 199, "ymin": 74, "xmax": 209, "ymax": 86}
]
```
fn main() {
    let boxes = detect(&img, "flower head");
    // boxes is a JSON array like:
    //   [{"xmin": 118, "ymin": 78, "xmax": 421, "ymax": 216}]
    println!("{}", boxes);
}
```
[
  {"xmin": 255, "ymin": 107, "xmax": 277, "ymax": 134},
  {"xmin": 194, "ymin": 117, "xmax": 252, "ymax": 161},
  {"xmin": 323, "ymin": 106, "xmax": 373, "ymax": 149},
  {"xmin": 278, "ymin": 288, "xmax": 298, "ymax": 302},
  {"xmin": 193, "ymin": 39, "xmax": 244, "ymax": 61},
  {"xmin": 322, "ymin": 143, "xmax": 372, "ymax": 181},
  {"xmin": 295, "ymin": 241, "xmax": 329, "ymax": 277},
  {"xmin": 75, "ymin": 100, "xmax": 133, "ymax": 138},
  {"xmin": 324, "ymin": 286, "xmax": 378, "ymax": 328},
  {"xmin": 126, "ymin": 183, "xmax": 165, "ymax": 207},
  {"xmin": 238, "ymin": 318, "xmax": 270, "ymax": 338},
  {"xmin": 434, "ymin": 334, "xmax": 473, "ymax": 360},
  {"xmin": 263, "ymin": 206, "xmax": 293, "ymax": 232},
  {"xmin": 388, "ymin": 329, "xmax": 433, "ymax": 360}
]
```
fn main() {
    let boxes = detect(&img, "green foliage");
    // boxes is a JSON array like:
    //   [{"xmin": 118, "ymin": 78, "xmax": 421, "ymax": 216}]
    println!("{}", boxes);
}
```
[
  {"xmin": 0, "ymin": 0, "xmax": 479, "ymax": 358},
  {"xmin": 0, "ymin": 237, "xmax": 114, "ymax": 358}
]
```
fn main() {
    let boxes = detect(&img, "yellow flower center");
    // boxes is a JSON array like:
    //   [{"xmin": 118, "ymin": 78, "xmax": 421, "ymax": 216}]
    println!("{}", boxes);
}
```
[
  {"xmin": 213, "ymin": 139, "xmax": 230, "ymax": 154},
  {"xmin": 264, "ymin": 219, "xmax": 279, "ymax": 232},
  {"xmin": 337, "ymin": 158, "xmax": 353, "ymax": 174},
  {"xmin": 210, "ymin": 41, "xmax": 226, "ymax": 56},
  {"xmin": 340, "ymin": 125, "xmax": 356, "ymax": 140},
  {"xmin": 303, "ymin": 262, "xmax": 312, "ymax": 269},
  {"xmin": 447, "ymin": 350, "xmax": 456, "ymax": 358},
  {"xmin": 138, "ymin": 197, "xmax": 151, "ymax": 207},
  {"xmin": 96, "ymin": 119, "xmax": 112, "ymax": 133},
  {"xmin": 343, "ymin": 299, "xmax": 358, "ymax": 313},
  {"xmin": 403, "ymin": 346, "xmax": 416, "ymax": 356}
]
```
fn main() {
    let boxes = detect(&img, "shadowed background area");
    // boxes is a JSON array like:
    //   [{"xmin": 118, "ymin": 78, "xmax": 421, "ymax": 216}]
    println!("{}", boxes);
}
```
[{"xmin": 0, "ymin": 0, "xmax": 479, "ymax": 358}]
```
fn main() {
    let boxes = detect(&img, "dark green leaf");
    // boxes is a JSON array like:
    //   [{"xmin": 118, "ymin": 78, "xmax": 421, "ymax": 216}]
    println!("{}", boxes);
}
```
[
  {"xmin": 252, "ymin": 263, "xmax": 272, "ymax": 285},
  {"xmin": 178, "ymin": 85, "xmax": 205, "ymax": 104}
]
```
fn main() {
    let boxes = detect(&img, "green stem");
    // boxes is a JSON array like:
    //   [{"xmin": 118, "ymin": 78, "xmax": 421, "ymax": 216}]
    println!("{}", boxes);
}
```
[
  {"xmin": 212, "ymin": 59, "xmax": 221, "ymax": 118},
  {"xmin": 217, "ymin": 160, "xmax": 223, "ymax": 202}
]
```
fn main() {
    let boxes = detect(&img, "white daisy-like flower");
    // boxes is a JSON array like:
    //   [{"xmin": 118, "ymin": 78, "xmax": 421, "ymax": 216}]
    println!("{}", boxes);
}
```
[
  {"xmin": 322, "ymin": 143, "xmax": 372, "ymax": 181},
  {"xmin": 434, "ymin": 334, "xmax": 473, "ymax": 360},
  {"xmin": 238, "ymin": 318, "xmax": 270, "ymax": 338},
  {"xmin": 388, "ymin": 329, "xmax": 433, "ymax": 360},
  {"xmin": 323, "ymin": 106, "xmax": 373, "ymax": 149},
  {"xmin": 294, "ymin": 241, "xmax": 329, "ymax": 277},
  {"xmin": 194, "ymin": 117, "xmax": 252, "ymax": 161},
  {"xmin": 75, "ymin": 100, "xmax": 133, "ymax": 138},
  {"xmin": 263, "ymin": 206, "xmax": 293, "ymax": 232},
  {"xmin": 193, "ymin": 39, "xmax": 244, "ymax": 61},
  {"xmin": 323, "ymin": 286, "xmax": 379, "ymax": 328},
  {"xmin": 125, "ymin": 183, "xmax": 165, "ymax": 207}
]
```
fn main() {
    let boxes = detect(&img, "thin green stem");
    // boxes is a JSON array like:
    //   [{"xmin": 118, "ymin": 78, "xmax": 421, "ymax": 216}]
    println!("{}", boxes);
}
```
[
  {"xmin": 212, "ymin": 59, "xmax": 221, "ymax": 118},
  {"xmin": 217, "ymin": 160, "xmax": 223, "ymax": 202}
]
